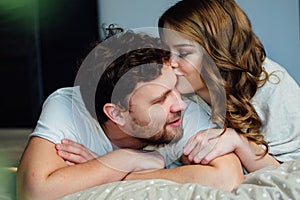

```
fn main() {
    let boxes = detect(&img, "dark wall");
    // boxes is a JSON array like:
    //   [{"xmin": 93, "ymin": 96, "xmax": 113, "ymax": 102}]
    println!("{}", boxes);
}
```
[
  {"xmin": 39, "ymin": 0, "xmax": 99, "ymax": 99},
  {"xmin": 0, "ymin": 0, "xmax": 99, "ymax": 128}
]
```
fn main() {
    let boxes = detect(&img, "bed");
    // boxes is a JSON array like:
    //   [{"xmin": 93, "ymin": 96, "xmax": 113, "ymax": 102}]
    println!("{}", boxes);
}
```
[{"xmin": 60, "ymin": 159, "xmax": 300, "ymax": 200}]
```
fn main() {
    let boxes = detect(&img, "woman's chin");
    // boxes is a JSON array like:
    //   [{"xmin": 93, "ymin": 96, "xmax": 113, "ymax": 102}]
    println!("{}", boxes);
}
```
[{"xmin": 176, "ymin": 86, "xmax": 196, "ymax": 95}]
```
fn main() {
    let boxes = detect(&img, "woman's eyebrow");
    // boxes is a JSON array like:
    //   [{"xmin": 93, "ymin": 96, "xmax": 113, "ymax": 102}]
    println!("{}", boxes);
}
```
[{"xmin": 172, "ymin": 44, "xmax": 194, "ymax": 48}]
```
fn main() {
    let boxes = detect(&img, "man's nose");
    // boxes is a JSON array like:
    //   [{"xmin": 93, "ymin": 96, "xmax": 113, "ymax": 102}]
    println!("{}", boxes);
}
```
[{"xmin": 170, "ymin": 90, "xmax": 186, "ymax": 113}]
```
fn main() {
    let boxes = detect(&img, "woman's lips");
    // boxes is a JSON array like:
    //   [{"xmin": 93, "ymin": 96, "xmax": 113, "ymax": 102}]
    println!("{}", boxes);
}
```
[{"xmin": 173, "ymin": 69, "xmax": 184, "ymax": 76}]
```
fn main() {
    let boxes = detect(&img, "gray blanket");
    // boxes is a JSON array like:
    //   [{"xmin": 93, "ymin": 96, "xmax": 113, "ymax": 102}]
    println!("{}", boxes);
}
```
[{"xmin": 61, "ymin": 159, "xmax": 300, "ymax": 200}]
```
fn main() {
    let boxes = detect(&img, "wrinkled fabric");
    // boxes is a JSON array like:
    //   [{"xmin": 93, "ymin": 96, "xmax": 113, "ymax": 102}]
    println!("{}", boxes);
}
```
[{"xmin": 60, "ymin": 159, "xmax": 300, "ymax": 200}]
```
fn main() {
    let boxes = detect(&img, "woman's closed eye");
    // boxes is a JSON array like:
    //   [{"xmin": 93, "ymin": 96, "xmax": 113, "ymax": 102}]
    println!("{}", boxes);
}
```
[{"xmin": 178, "ymin": 51, "xmax": 191, "ymax": 58}]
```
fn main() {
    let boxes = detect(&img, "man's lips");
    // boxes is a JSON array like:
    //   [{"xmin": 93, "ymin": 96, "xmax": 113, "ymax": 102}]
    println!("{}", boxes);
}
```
[{"xmin": 168, "ymin": 118, "xmax": 182, "ymax": 127}]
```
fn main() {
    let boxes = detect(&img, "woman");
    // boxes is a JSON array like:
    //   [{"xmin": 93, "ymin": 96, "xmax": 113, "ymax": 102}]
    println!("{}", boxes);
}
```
[{"xmin": 158, "ymin": 0, "xmax": 300, "ymax": 173}]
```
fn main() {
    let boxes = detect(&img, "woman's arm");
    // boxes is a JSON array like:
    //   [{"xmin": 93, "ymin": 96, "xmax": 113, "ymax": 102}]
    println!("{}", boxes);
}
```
[
  {"xmin": 124, "ymin": 153, "xmax": 244, "ymax": 191},
  {"xmin": 183, "ymin": 128, "xmax": 280, "ymax": 172},
  {"xmin": 234, "ymin": 134, "xmax": 280, "ymax": 172}
]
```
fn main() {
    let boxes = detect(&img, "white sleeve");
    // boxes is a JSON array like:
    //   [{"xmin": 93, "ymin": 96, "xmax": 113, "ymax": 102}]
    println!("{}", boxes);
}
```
[
  {"xmin": 30, "ymin": 92, "xmax": 78, "ymax": 144},
  {"xmin": 253, "ymin": 64, "xmax": 300, "ymax": 162}
]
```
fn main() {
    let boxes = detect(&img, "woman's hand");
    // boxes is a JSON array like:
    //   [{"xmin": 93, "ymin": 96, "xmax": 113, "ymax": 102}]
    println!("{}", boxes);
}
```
[
  {"xmin": 183, "ymin": 128, "xmax": 242, "ymax": 164},
  {"xmin": 55, "ymin": 139, "xmax": 98, "ymax": 165}
]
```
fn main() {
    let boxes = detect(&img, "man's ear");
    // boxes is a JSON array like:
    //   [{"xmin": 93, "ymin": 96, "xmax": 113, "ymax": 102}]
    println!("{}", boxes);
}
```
[{"xmin": 103, "ymin": 103, "xmax": 126, "ymax": 126}]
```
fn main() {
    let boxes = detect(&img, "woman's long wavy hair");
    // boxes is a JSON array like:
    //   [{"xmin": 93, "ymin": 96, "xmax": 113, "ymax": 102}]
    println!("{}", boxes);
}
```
[{"xmin": 159, "ymin": 0, "xmax": 269, "ymax": 155}]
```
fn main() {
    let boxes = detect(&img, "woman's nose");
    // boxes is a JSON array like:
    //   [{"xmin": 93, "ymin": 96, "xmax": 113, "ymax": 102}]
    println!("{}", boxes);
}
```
[{"xmin": 170, "ymin": 53, "xmax": 179, "ymax": 69}]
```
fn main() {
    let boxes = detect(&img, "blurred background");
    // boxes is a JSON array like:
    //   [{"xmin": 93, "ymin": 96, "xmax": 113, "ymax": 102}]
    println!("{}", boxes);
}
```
[
  {"xmin": 0, "ymin": 0, "xmax": 299, "ymax": 199},
  {"xmin": 0, "ymin": 0, "xmax": 299, "ymax": 129},
  {"xmin": 0, "ymin": 0, "xmax": 299, "ymax": 130}
]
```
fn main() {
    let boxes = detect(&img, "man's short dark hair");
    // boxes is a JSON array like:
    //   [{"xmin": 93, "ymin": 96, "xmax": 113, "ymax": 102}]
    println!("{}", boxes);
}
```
[{"xmin": 79, "ymin": 31, "xmax": 170, "ymax": 124}]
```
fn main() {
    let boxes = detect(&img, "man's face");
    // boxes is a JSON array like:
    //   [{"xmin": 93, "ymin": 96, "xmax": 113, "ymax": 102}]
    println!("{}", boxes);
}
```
[{"xmin": 121, "ymin": 65, "xmax": 187, "ymax": 145}]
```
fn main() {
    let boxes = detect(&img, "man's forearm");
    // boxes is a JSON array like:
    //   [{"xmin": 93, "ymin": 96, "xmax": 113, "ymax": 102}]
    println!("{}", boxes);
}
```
[
  {"xmin": 17, "ymin": 137, "xmax": 163, "ymax": 200},
  {"xmin": 17, "ymin": 155, "xmax": 129, "ymax": 200},
  {"xmin": 124, "ymin": 153, "xmax": 244, "ymax": 191}
]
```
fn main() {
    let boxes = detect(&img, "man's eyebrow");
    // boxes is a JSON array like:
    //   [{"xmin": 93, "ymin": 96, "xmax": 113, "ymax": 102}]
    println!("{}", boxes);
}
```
[{"xmin": 151, "ymin": 89, "xmax": 172, "ymax": 104}]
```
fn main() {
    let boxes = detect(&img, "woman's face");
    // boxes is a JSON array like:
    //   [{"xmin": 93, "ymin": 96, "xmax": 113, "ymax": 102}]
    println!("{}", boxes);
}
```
[{"xmin": 161, "ymin": 26, "xmax": 206, "ymax": 95}]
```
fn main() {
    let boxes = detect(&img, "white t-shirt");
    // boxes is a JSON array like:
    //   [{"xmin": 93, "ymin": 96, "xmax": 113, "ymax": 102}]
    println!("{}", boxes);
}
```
[
  {"xmin": 30, "ymin": 86, "xmax": 213, "ymax": 166},
  {"xmin": 30, "ymin": 86, "xmax": 114, "ymax": 156}
]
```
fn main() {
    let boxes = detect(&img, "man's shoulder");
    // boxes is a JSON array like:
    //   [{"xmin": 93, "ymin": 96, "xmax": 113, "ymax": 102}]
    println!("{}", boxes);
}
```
[
  {"xmin": 31, "ymin": 86, "xmax": 100, "ymax": 145},
  {"xmin": 34, "ymin": 86, "xmax": 89, "ymax": 133},
  {"xmin": 42, "ymin": 86, "xmax": 85, "ymax": 111},
  {"xmin": 46, "ymin": 86, "xmax": 81, "ymax": 102}
]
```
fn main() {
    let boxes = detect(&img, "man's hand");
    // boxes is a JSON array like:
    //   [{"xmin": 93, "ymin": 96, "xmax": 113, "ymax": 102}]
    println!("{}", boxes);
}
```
[{"xmin": 56, "ymin": 139, "xmax": 98, "ymax": 165}]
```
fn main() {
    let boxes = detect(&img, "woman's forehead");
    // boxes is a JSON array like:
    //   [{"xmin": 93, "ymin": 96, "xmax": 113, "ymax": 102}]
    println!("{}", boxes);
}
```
[{"xmin": 162, "ymin": 28, "xmax": 194, "ymax": 47}]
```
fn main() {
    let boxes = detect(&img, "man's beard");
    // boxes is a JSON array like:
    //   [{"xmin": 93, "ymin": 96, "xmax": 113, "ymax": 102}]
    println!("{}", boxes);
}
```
[
  {"xmin": 134, "ymin": 112, "xmax": 183, "ymax": 145},
  {"xmin": 139, "ymin": 125, "xmax": 183, "ymax": 145}
]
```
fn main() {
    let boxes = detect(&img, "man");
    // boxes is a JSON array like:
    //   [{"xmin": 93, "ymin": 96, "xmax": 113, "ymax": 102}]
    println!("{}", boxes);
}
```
[{"xmin": 17, "ymin": 32, "xmax": 243, "ymax": 200}]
